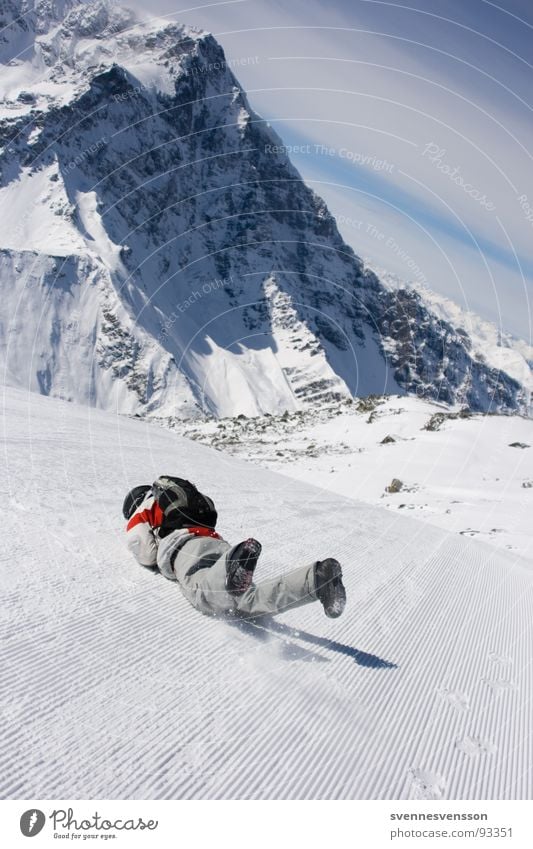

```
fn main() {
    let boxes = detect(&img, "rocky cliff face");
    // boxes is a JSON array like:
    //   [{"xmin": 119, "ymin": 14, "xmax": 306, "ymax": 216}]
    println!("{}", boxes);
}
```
[{"xmin": 0, "ymin": 0, "xmax": 530, "ymax": 416}]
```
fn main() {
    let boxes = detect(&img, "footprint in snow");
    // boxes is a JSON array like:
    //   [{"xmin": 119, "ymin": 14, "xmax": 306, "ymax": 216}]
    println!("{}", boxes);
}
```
[
  {"xmin": 437, "ymin": 687, "xmax": 470, "ymax": 712},
  {"xmin": 408, "ymin": 768, "xmax": 447, "ymax": 800},
  {"xmin": 488, "ymin": 651, "xmax": 512, "ymax": 665},
  {"xmin": 482, "ymin": 678, "xmax": 518, "ymax": 694},
  {"xmin": 455, "ymin": 736, "xmax": 497, "ymax": 757},
  {"xmin": 9, "ymin": 497, "xmax": 29, "ymax": 512}
]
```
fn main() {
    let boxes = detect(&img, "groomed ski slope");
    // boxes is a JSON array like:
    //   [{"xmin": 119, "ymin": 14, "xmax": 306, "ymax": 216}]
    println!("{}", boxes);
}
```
[{"xmin": 1, "ymin": 387, "xmax": 533, "ymax": 800}]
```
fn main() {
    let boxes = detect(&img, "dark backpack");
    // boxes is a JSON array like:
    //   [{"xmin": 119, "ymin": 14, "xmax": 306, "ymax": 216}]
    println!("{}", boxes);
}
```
[{"xmin": 152, "ymin": 475, "xmax": 217, "ymax": 537}]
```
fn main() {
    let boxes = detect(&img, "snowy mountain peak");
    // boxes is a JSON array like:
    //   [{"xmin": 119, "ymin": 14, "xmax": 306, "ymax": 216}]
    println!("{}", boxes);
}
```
[
  {"xmin": 0, "ymin": 1, "xmax": 530, "ymax": 417},
  {"xmin": 0, "ymin": 0, "xmax": 82, "ymax": 63},
  {"xmin": 368, "ymin": 262, "xmax": 533, "ymax": 410}
]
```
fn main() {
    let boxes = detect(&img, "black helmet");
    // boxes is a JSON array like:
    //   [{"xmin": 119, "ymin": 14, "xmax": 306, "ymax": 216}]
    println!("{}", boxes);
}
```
[{"xmin": 122, "ymin": 485, "xmax": 152, "ymax": 520}]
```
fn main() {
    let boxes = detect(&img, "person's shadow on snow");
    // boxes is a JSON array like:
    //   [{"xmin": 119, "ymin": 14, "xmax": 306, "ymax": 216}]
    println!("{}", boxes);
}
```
[{"xmin": 229, "ymin": 615, "xmax": 397, "ymax": 669}]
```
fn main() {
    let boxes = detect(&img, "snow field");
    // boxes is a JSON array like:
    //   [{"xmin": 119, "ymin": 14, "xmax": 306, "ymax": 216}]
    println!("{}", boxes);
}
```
[
  {"xmin": 173, "ymin": 395, "xmax": 533, "ymax": 559},
  {"xmin": 1, "ymin": 387, "xmax": 533, "ymax": 799}
]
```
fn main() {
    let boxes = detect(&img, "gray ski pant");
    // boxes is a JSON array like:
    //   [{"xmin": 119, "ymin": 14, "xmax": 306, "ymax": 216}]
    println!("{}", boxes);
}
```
[{"xmin": 161, "ymin": 535, "xmax": 319, "ymax": 618}]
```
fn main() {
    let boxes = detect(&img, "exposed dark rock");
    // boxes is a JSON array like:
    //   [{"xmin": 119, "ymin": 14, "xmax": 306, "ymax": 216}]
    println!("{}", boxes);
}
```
[{"xmin": 386, "ymin": 478, "xmax": 403, "ymax": 493}]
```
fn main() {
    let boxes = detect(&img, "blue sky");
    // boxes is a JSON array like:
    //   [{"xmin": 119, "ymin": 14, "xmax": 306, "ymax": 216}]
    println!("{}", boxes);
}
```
[{"xmin": 131, "ymin": 0, "xmax": 533, "ymax": 340}]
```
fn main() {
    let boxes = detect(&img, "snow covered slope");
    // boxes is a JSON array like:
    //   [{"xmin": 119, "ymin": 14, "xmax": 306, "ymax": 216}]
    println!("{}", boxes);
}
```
[
  {"xmin": 0, "ymin": 0, "xmax": 529, "ymax": 416},
  {"xmin": 1, "ymin": 386, "xmax": 533, "ymax": 799}
]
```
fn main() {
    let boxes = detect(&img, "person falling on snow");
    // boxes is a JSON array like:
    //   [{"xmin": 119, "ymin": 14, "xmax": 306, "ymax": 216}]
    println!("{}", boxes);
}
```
[{"xmin": 123, "ymin": 475, "xmax": 346, "ymax": 620}]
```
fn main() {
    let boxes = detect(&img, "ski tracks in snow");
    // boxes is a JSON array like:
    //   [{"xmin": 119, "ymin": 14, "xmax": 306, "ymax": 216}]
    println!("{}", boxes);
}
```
[{"xmin": 1, "ymin": 388, "xmax": 533, "ymax": 798}]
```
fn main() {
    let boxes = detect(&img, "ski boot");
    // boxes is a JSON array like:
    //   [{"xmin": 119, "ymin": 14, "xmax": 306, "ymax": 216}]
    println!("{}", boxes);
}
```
[
  {"xmin": 314, "ymin": 558, "xmax": 346, "ymax": 618},
  {"xmin": 226, "ymin": 538, "xmax": 262, "ymax": 594}
]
